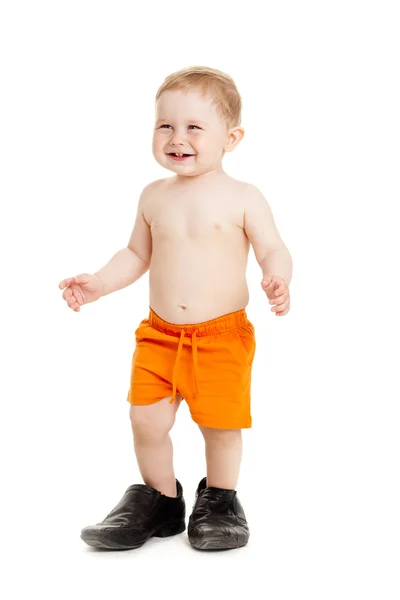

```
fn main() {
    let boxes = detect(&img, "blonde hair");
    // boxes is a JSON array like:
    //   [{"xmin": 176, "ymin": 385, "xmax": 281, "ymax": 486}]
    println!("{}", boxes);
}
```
[{"xmin": 155, "ymin": 66, "xmax": 242, "ymax": 129}]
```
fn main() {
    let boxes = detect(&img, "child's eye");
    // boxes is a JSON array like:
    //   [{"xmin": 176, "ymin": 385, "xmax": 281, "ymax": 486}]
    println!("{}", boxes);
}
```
[{"xmin": 159, "ymin": 124, "xmax": 201, "ymax": 130}]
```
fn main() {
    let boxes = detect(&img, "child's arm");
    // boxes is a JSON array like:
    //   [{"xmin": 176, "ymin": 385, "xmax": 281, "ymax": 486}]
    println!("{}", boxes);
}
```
[
  {"xmin": 243, "ymin": 184, "xmax": 293, "ymax": 286},
  {"xmin": 94, "ymin": 184, "xmax": 153, "ymax": 296}
]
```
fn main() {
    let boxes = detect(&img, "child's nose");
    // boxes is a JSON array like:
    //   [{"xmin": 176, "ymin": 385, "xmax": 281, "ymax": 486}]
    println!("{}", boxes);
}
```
[{"xmin": 170, "ymin": 130, "xmax": 186, "ymax": 145}]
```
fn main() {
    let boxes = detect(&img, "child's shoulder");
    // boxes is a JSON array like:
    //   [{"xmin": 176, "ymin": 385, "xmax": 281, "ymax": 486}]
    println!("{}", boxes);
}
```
[
  {"xmin": 141, "ymin": 177, "xmax": 168, "ymax": 193},
  {"xmin": 138, "ymin": 178, "xmax": 168, "ymax": 204},
  {"xmin": 226, "ymin": 178, "xmax": 272, "ymax": 222},
  {"xmin": 225, "ymin": 176, "xmax": 265, "ymax": 203},
  {"xmin": 226, "ymin": 175, "xmax": 261, "ymax": 192}
]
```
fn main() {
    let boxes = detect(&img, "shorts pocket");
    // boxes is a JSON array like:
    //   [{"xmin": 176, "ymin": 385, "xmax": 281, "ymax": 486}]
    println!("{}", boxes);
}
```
[{"xmin": 235, "ymin": 323, "xmax": 256, "ymax": 365}]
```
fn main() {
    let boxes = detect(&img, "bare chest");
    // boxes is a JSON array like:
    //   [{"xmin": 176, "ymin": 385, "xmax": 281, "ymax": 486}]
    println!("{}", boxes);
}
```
[{"xmin": 145, "ymin": 185, "xmax": 245, "ymax": 241}]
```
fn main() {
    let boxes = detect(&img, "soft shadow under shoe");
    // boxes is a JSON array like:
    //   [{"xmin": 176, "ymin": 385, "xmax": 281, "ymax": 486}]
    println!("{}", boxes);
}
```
[
  {"xmin": 188, "ymin": 477, "xmax": 250, "ymax": 550},
  {"xmin": 80, "ymin": 479, "xmax": 186, "ymax": 550}
]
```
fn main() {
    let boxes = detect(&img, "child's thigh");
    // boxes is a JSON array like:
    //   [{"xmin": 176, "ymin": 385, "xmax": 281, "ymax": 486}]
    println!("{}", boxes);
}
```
[{"xmin": 129, "ymin": 394, "xmax": 182, "ymax": 436}]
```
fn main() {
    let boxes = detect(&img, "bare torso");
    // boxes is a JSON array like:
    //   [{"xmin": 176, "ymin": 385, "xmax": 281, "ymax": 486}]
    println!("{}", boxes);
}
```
[{"xmin": 142, "ymin": 174, "xmax": 250, "ymax": 324}]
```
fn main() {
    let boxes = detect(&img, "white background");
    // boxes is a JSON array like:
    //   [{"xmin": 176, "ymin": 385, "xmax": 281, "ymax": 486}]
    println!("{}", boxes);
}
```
[{"xmin": 1, "ymin": 1, "xmax": 399, "ymax": 598}]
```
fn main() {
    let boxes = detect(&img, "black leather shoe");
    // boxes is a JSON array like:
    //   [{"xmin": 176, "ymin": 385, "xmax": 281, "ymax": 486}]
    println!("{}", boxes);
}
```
[
  {"xmin": 80, "ymin": 479, "xmax": 186, "ymax": 550},
  {"xmin": 188, "ymin": 477, "xmax": 250, "ymax": 550}
]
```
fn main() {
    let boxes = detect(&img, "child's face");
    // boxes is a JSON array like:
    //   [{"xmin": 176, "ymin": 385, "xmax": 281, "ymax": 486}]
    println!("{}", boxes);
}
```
[{"xmin": 152, "ymin": 88, "xmax": 240, "ymax": 178}]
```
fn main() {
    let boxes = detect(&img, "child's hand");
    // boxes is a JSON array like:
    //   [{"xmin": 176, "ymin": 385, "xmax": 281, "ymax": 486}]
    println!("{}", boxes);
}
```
[
  {"xmin": 59, "ymin": 274, "xmax": 104, "ymax": 312},
  {"xmin": 261, "ymin": 275, "xmax": 290, "ymax": 316}
]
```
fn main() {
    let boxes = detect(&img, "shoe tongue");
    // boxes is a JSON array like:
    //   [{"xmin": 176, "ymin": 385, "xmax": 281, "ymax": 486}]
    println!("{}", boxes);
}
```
[
  {"xmin": 126, "ymin": 483, "xmax": 160, "ymax": 496},
  {"xmin": 204, "ymin": 487, "xmax": 236, "ymax": 499},
  {"xmin": 196, "ymin": 488, "xmax": 235, "ymax": 515}
]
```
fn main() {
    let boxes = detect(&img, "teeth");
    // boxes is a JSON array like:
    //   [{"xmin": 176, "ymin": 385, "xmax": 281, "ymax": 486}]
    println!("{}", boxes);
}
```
[{"xmin": 175, "ymin": 153, "xmax": 184, "ymax": 157}]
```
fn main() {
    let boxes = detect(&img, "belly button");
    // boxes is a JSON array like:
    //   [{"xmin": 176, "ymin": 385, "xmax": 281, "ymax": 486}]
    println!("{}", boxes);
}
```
[{"xmin": 178, "ymin": 304, "xmax": 187, "ymax": 310}]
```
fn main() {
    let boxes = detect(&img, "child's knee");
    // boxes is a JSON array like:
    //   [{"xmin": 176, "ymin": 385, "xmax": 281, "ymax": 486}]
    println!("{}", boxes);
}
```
[
  {"xmin": 130, "ymin": 400, "xmax": 176, "ymax": 440},
  {"xmin": 200, "ymin": 426, "xmax": 242, "ymax": 445}
]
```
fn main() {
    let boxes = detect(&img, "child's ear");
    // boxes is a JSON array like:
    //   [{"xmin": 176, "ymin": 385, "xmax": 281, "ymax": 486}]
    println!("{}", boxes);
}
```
[{"xmin": 224, "ymin": 127, "xmax": 245, "ymax": 152}]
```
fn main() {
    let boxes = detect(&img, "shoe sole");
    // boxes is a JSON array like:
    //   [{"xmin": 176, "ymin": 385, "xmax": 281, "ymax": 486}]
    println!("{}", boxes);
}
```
[
  {"xmin": 188, "ymin": 534, "xmax": 249, "ymax": 550},
  {"xmin": 81, "ymin": 519, "xmax": 186, "ymax": 550}
]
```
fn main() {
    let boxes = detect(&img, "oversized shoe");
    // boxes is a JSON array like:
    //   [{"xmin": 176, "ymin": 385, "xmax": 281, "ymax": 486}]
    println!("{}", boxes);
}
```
[
  {"xmin": 81, "ymin": 479, "xmax": 185, "ymax": 550},
  {"xmin": 188, "ymin": 477, "xmax": 250, "ymax": 550}
]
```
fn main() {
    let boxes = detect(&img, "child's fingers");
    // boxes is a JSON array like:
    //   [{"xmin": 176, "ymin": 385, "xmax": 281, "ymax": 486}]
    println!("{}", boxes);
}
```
[
  {"xmin": 273, "ymin": 302, "xmax": 290, "ymax": 313},
  {"xmin": 75, "ymin": 274, "xmax": 89, "ymax": 285},
  {"xmin": 269, "ymin": 290, "xmax": 287, "ymax": 302},
  {"xmin": 261, "ymin": 275, "xmax": 274, "ymax": 285},
  {"xmin": 68, "ymin": 303, "xmax": 80, "ymax": 312},
  {"xmin": 72, "ymin": 294, "xmax": 84, "ymax": 307},
  {"xmin": 59, "ymin": 277, "xmax": 75, "ymax": 289},
  {"xmin": 62, "ymin": 288, "xmax": 73, "ymax": 301},
  {"xmin": 62, "ymin": 284, "xmax": 84, "ymax": 308},
  {"xmin": 274, "ymin": 279, "xmax": 287, "ymax": 293},
  {"xmin": 67, "ymin": 296, "xmax": 76, "ymax": 308},
  {"xmin": 67, "ymin": 297, "xmax": 80, "ymax": 311},
  {"xmin": 72, "ymin": 295, "xmax": 81, "ymax": 310},
  {"xmin": 64, "ymin": 289, "xmax": 79, "ymax": 308},
  {"xmin": 269, "ymin": 295, "xmax": 286, "ymax": 306},
  {"xmin": 271, "ymin": 298, "xmax": 289, "ymax": 312}
]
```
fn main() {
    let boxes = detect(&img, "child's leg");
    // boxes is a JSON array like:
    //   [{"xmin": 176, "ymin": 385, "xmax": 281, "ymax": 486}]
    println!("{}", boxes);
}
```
[
  {"xmin": 199, "ymin": 425, "xmax": 242, "ymax": 490},
  {"xmin": 130, "ymin": 395, "xmax": 182, "ymax": 497}
]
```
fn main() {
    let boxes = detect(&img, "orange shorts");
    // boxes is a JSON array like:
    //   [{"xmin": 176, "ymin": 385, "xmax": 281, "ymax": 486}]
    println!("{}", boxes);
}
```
[{"xmin": 126, "ymin": 307, "xmax": 256, "ymax": 429}]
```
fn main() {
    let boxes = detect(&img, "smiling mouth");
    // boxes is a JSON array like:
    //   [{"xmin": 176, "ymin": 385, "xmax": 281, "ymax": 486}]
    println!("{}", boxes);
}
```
[
  {"xmin": 167, "ymin": 153, "xmax": 194, "ymax": 157},
  {"xmin": 167, "ymin": 153, "xmax": 195, "ymax": 162}
]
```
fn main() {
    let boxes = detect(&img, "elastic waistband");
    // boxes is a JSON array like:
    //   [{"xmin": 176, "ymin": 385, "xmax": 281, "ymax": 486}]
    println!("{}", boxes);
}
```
[{"xmin": 148, "ymin": 307, "xmax": 248, "ymax": 337}]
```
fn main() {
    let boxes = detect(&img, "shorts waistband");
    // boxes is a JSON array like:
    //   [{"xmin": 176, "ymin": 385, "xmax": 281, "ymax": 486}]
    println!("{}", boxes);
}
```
[{"xmin": 148, "ymin": 307, "xmax": 248, "ymax": 337}]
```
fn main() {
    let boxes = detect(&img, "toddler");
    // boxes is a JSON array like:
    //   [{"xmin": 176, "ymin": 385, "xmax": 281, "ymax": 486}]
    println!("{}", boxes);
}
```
[{"xmin": 59, "ymin": 66, "xmax": 293, "ymax": 551}]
